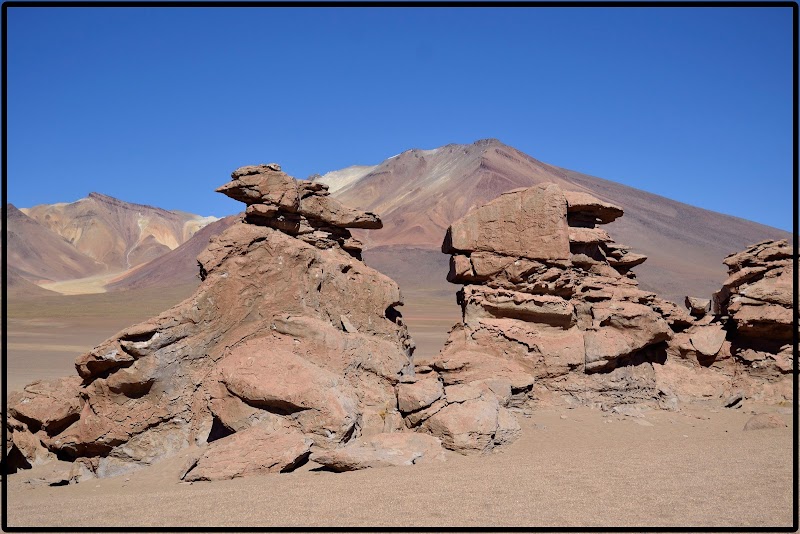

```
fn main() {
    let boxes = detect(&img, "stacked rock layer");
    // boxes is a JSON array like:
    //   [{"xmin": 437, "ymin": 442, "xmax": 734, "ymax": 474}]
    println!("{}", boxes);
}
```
[
  {"xmin": 6, "ymin": 164, "xmax": 448, "ymax": 480},
  {"xmin": 659, "ymin": 239, "xmax": 794, "ymax": 403},
  {"xmin": 423, "ymin": 183, "xmax": 731, "ymax": 408}
]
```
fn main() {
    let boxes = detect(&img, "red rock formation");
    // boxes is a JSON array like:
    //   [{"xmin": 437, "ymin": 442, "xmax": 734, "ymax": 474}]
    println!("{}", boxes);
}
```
[
  {"xmin": 422, "ymin": 183, "xmax": 700, "ymax": 416},
  {"xmin": 6, "ymin": 163, "xmax": 444, "ymax": 481},
  {"xmin": 6, "ymin": 172, "xmax": 792, "ymax": 480},
  {"xmin": 661, "ymin": 239, "xmax": 793, "ymax": 404}
]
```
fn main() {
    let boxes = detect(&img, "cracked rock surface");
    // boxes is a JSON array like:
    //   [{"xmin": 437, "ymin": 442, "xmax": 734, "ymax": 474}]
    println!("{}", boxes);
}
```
[{"xmin": 6, "ymin": 163, "xmax": 428, "ymax": 480}]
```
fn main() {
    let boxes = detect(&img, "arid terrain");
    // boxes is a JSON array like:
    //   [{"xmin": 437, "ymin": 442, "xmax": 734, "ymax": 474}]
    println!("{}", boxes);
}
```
[
  {"xmin": 7, "ymin": 405, "xmax": 793, "ymax": 528},
  {"xmin": 4, "ymin": 146, "xmax": 794, "ymax": 529}
]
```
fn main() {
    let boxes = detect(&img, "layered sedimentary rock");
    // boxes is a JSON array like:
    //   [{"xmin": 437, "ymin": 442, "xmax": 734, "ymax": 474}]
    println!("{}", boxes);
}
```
[
  {"xmin": 662, "ymin": 239, "xmax": 794, "ymax": 403},
  {"xmin": 6, "ymin": 163, "xmax": 444, "ymax": 480},
  {"xmin": 425, "ymin": 183, "xmax": 701, "ymax": 410}
]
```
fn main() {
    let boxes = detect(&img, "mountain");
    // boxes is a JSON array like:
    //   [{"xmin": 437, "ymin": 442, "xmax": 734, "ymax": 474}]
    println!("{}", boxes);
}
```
[
  {"xmin": 314, "ymin": 139, "xmax": 790, "ymax": 304},
  {"xmin": 6, "ymin": 266, "xmax": 59, "ymax": 297},
  {"xmin": 106, "ymin": 215, "xmax": 239, "ymax": 292},
  {"xmin": 6, "ymin": 204, "xmax": 105, "ymax": 283},
  {"xmin": 21, "ymin": 192, "xmax": 218, "ymax": 272}
]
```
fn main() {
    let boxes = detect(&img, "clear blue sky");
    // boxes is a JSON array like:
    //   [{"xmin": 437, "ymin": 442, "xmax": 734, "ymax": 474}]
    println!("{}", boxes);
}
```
[{"xmin": 5, "ymin": 6, "xmax": 795, "ymax": 231}]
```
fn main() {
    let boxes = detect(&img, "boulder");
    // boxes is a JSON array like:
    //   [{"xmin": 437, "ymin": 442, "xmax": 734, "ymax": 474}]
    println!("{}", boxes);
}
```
[
  {"xmin": 8, "ymin": 377, "xmax": 82, "ymax": 435},
  {"xmin": 685, "ymin": 296, "xmax": 711, "ymax": 317},
  {"xmin": 584, "ymin": 302, "xmax": 672, "ymax": 372},
  {"xmin": 310, "ymin": 432, "xmax": 446, "ymax": 471},
  {"xmin": 563, "ymin": 190, "xmax": 623, "ymax": 224},
  {"xmin": 743, "ymin": 413, "xmax": 787, "ymax": 431},
  {"xmin": 216, "ymin": 342, "xmax": 359, "ymax": 444},
  {"xmin": 421, "ymin": 397, "xmax": 519, "ymax": 454},
  {"xmin": 181, "ymin": 425, "xmax": 312, "ymax": 481},
  {"xmin": 396, "ymin": 375, "xmax": 444, "ymax": 413},
  {"xmin": 7, "ymin": 163, "xmax": 415, "ymax": 480},
  {"xmin": 216, "ymin": 164, "xmax": 300, "ymax": 209},
  {"xmin": 433, "ymin": 181, "xmax": 689, "ymax": 410},
  {"xmin": 689, "ymin": 325, "xmax": 727, "ymax": 358},
  {"xmin": 443, "ymin": 184, "xmax": 570, "ymax": 261}
]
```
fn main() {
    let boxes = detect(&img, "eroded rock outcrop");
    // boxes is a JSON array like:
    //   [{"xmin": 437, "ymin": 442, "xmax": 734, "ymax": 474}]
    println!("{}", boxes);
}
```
[
  {"xmin": 6, "ymin": 169, "xmax": 793, "ymax": 479},
  {"xmin": 6, "ymin": 163, "xmax": 446, "ymax": 480},
  {"xmin": 662, "ymin": 239, "xmax": 794, "ymax": 404},
  {"xmin": 425, "ymin": 184, "xmax": 701, "ymax": 411}
]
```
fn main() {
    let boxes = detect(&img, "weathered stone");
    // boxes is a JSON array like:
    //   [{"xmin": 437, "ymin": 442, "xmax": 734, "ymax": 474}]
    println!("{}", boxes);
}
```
[
  {"xmin": 463, "ymin": 286, "xmax": 575, "ymax": 328},
  {"xmin": 422, "ymin": 397, "xmax": 512, "ymax": 454},
  {"xmin": 8, "ymin": 377, "xmax": 82, "ymax": 435},
  {"xmin": 299, "ymin": 194, "xmax": 381, "ymax": 229},
  {"xmin": 568, "ymin": 227, "xmax": 612, "ymax": 245},
  {"xmin": 584, "ymin": 302, "xmax": 672, "ymax": 372},
  {"xmin": 217, "ymin": 166, "xmax": 300, "ymax": 209},
  {"xmin": 607, "ymin": 252, "xmax": 647, "ymax": 269},
  {"xmin": 447, "ymin": 254, "xmax": 479, "ymax": 283},
  {"xmin": 217, "ymin": 342, "xmax": 359, "ymax": 444},
  {"xmin": 443, "ymin": 184, "xmax": 570, "ymax": 261},
  {"xmin": 181, "ymin": 425, "xmax": 312, "ymax": 481},
  {"xmin": 740, "ymin": 268, "xmax": 791, "ymax": 307},
  {"xmin": 7, "ymin": 164, "xmax": 418, "ymax": 481},
  {"xmin": 396, "ymin": 375, "xmax": 444, "ymax": 414},
  {"xmin": 310, "ymin": 432, "xmax": 446, "ymax": 471},
  {"xmin": 563, "ymin": 190, "xmax": 623, "ymax": 224},
  {"xmin": 470, "ymin": 252, "xmax": 516, "ymax": 278},
  {"xmin": 685, "ymin": 296, "xmax": 711, "ymax": 317},
  {"xmin": 743, "ymin": 413, "xmax": 787, "ymax": 431},
  {"xmin": 689, "ymin": 325, "xmax": 727, "ymax": 358}
]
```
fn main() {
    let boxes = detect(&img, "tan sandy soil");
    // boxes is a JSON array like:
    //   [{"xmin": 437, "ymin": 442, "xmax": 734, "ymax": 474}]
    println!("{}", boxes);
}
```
[
  {"xmin": 37, "ymin": 271, "xmax": 127, "ymax": 295},
  {"xmin": 399, "ymin": 289, "xmax": 460, "ymax": 361},
  {"xmin": 5, "ymin": 405, "xmax": 793, "ymax": 528}
]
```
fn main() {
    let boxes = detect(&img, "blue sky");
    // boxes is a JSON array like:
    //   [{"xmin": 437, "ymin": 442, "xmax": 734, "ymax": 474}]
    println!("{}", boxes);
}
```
[{"xmin": 5, "ymin": 6, "xmax": 794, "ymax": 231}]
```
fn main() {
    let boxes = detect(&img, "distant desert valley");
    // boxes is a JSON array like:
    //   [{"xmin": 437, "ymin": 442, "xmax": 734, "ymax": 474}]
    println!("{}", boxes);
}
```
[{"xmin": 4, "ymin": 140, "xmax": 794, "ymax": 528}]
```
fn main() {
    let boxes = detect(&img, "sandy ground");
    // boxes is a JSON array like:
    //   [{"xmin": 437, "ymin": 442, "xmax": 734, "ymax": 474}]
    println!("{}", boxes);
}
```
[
  {"xmin": 38, "ymin": 271, "xmax": 127, "ymax": 295},
  {"xmin": 4, "ymin": 288, "xmax": 795, "ymax": 528},
  {"xmin": 5, "ymin": 405, "xmax": 793, "ymax": 528}
]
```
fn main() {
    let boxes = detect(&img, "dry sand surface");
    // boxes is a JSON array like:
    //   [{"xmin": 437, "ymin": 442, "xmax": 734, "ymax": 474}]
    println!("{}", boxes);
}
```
[
  {"xmin": 4, "ymin": 286, "xmax": 795, "ymax": 529},
  {"xmin": 5, "ymin": 405, "xmax": 793, "ymax": 528}
]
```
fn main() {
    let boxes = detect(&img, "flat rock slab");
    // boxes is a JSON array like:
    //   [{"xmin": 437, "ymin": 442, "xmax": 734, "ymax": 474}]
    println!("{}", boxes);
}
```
[
  {"xmin": 689, "ymin": 325, "xmax": 727, "ymax": 357},
  {"xmin": 443, "ymin": 183, "xmax": 570, "ymax": 261},
  {"xmin": 181, "ymin": 425, "xmax": 312, "ymax": 481},
  {"xmin": 563, "ymin": 190, "xmax": 623, "ymax": 224},
  {"xmin": 311, "ymin": 433, "xmax": 446, "ymax": 471}
]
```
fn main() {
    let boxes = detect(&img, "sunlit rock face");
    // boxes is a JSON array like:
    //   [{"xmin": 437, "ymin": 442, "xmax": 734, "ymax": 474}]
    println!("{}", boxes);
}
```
[{"xmin": 7, "ymin": 163, "xmax": 422, "ymax": 481}]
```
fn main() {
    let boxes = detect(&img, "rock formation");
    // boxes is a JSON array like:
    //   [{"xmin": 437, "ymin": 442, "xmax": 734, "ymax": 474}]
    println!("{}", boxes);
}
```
[
  {"xmin": 428, "ymin": 185, "xmax": 794, "ymax": 410},
  {"xmin": 6, "ymin": 163, "xmax": 448, "ymax": 481},
  {"xmin": 5, "ymin": 171, "xmax": 793, "ymax": 481},
  {"xmin": 661, "ymin": 239, "xmax": 794, "ymax": 403},
  {"xmin": 425, "ymin": 183, "xmax": 747, "ymax": 410}
]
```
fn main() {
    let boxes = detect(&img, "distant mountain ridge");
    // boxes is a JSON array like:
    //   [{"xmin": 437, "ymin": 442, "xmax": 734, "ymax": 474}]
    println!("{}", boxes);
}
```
[
  {"xmin": 20, "ymin": 192, "xmax": 218, "ymax": 273},
  {"xmin": 314, "ymin": 139, "xmax": 790, "ymax": 303},
  {"xmin": 8, "ymin": 140, "xmax": 789, "ymax": 305},
  {"xmin": 6, "ymin": 204, "xmax": 105, "ymax": 284},
  {"xmin": 8, "ymin": 193, "xmax": 218, "ymax": 294}
]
